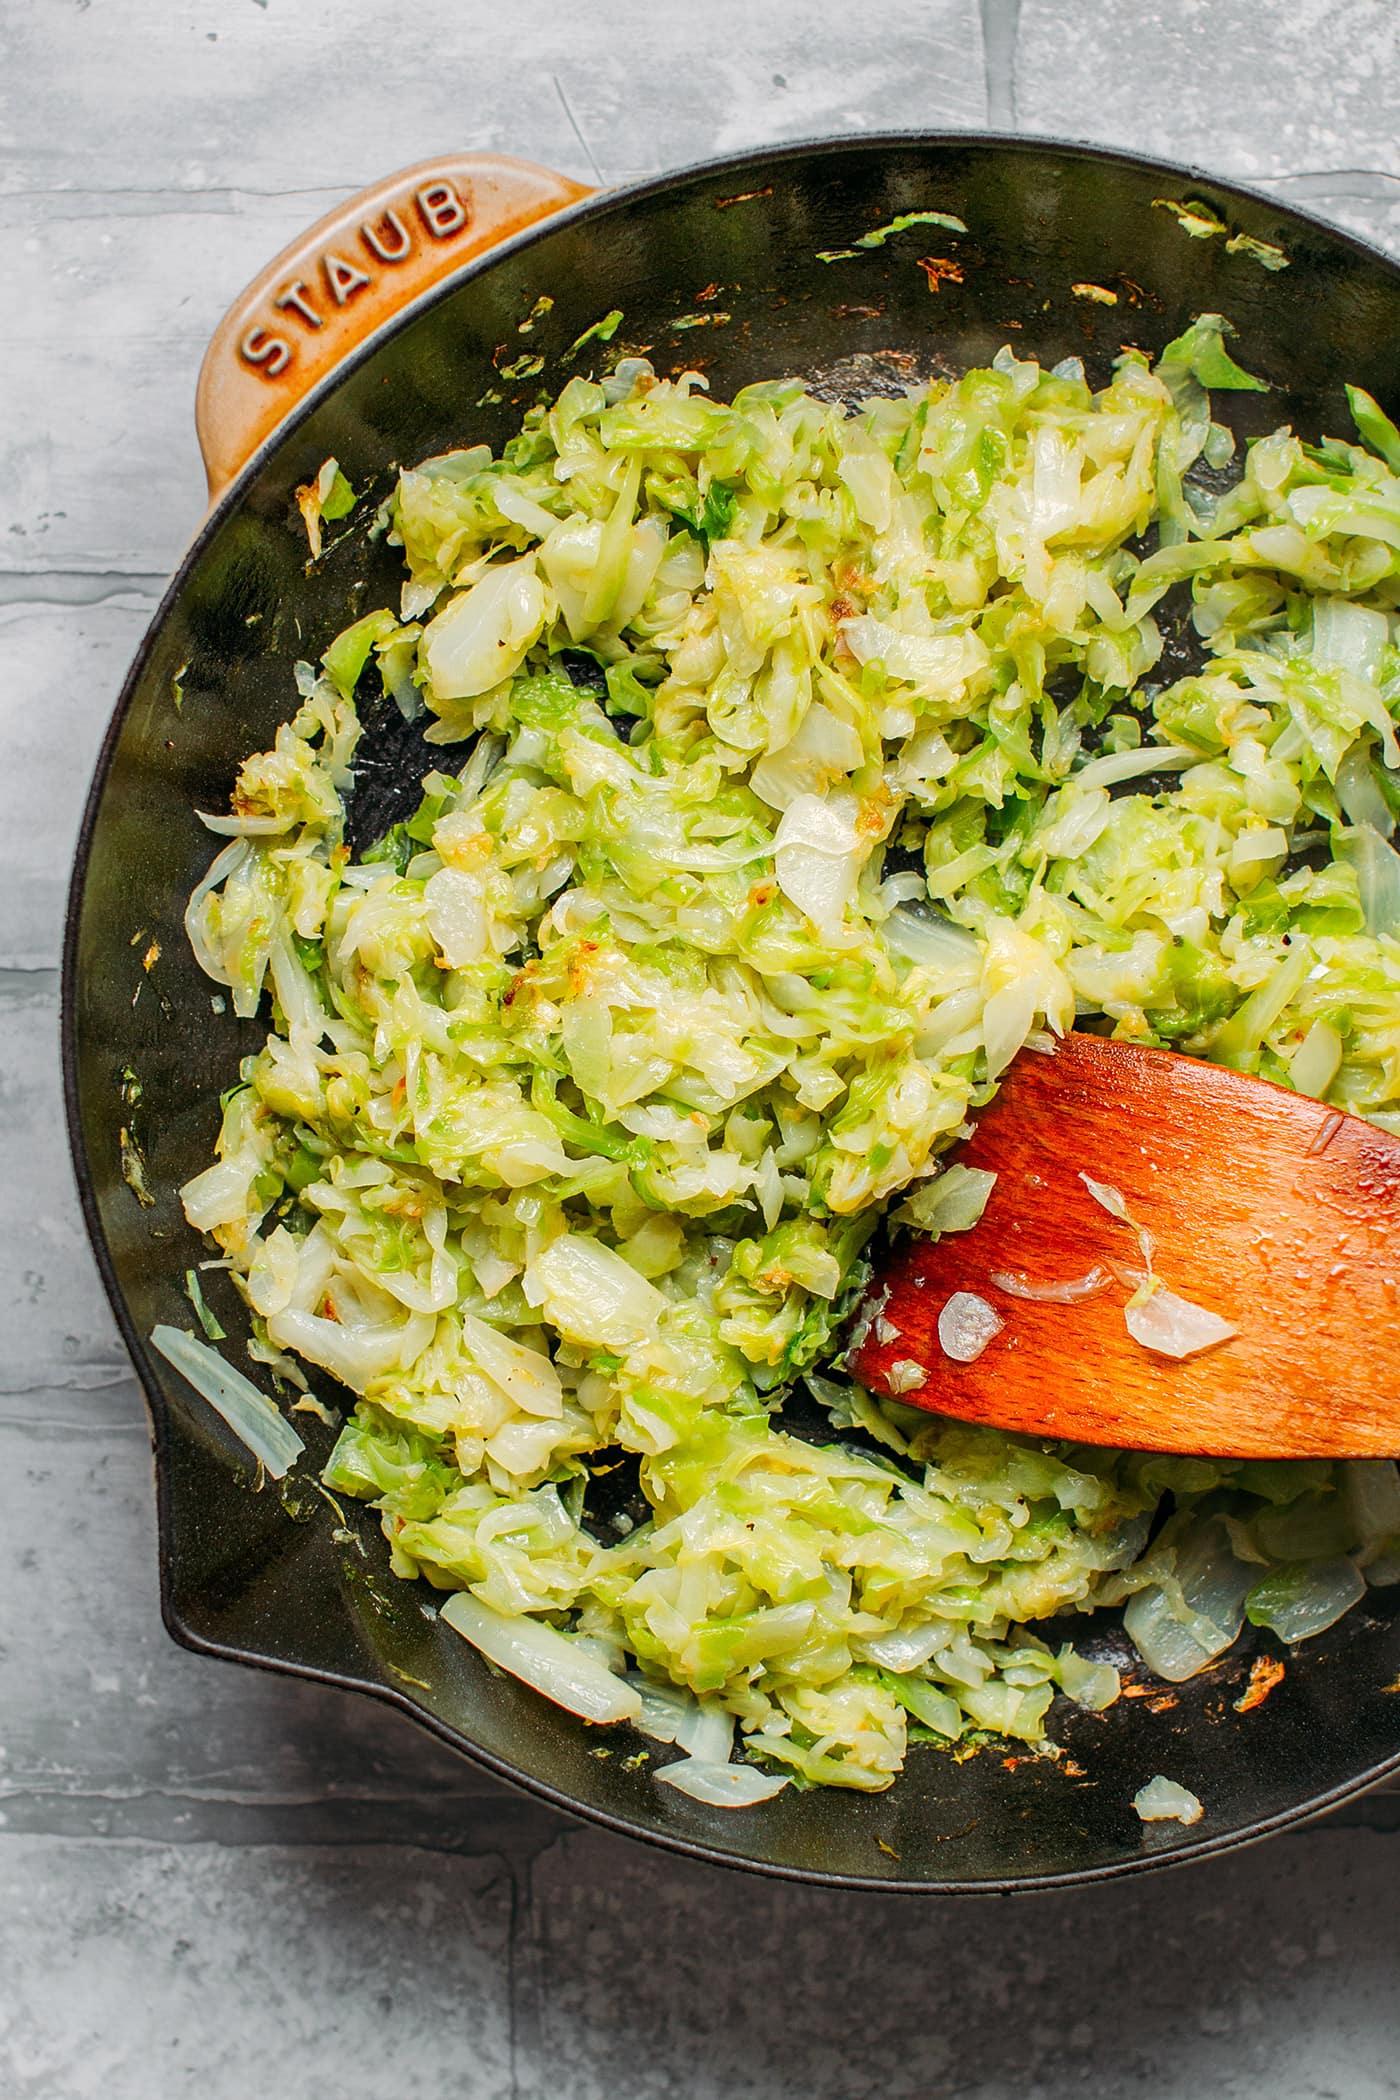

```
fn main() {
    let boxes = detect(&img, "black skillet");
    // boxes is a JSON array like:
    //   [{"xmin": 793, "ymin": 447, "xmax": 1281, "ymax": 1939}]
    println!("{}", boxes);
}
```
[{"xmin": 63, "ymin": 134, "xmax": 1400, "ymax": 1893}]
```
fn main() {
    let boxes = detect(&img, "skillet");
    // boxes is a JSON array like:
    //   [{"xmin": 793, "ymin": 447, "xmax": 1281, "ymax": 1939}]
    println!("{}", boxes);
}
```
[{"xmin": 63, "ymin": 132, "xmax": 1400, "ymax": 1891}]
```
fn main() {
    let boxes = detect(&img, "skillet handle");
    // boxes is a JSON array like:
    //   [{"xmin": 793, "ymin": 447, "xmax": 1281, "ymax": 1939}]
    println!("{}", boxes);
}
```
[{"xmin": 195, "ymin": 153, "xmax": 595, "ymax": 501}]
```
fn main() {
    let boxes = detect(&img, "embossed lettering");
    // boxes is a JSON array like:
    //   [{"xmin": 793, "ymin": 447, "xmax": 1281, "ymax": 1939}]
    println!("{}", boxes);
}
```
[
  {"xmin": 416, "ymin": 180, "xmax": 469, "ymax": 239},
  {"xmin": 324, "ymin": 251, "xmax": 372, "ymax": 306},
  {"xmin": 361, "ymin": 208, "xmax": 413, "ymax": 265},
  {"xmin": 238, "ymin": 326, "xmax": 293, "ymax": 379},
  {"xmin": 274, "ymin": 279, "xmax": 323, "ymax": 329}
]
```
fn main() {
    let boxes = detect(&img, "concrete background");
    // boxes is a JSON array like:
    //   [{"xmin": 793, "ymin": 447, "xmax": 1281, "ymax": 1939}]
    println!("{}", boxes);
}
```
[{"xmin": 5, "ymin": 1, "xmax": 1400, "ymax": 2092}]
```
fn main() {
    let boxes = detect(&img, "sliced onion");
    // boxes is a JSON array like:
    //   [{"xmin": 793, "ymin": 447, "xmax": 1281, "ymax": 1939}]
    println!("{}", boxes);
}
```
[
  {"xmin": 1336, "ymin": 742, "xmax": 1394, "ymax": 834},
  {"xmin": 1338, "ymin": 823, "xmax": 1400, "ymax": 938},
  {"xmin": 655, "ymin": 1758, "xmax": 789, "ymax": 1807},
  {"xmin": 1288, "ymin": 1019, "xmax": 1343, "ymax": 1101},
  {"xmin": 1055, "ymin": 1646, "xmax": 1121, "ymax": 1711},
  {"xmin": 440, "ymin": 1593, "xmax": 642, "ymax": 1725},
  {"xmin": 937, "ymin": 1292, "xmax": 1004, "ymax": 1363},
  {"xmin": 981, "ymin": 977, "xmax": 1041, "ymax": 1082},
  {"xmin": 1246, "ymin": 1556, "xmax": 1366, "ymax": 1642},
  {"xmin": 990, "ymin": 1264, "xmax": 1111, "ymax": 1304},
  {"xmin": 1073, "ymin": 742, "xmax": 1198, "ymax": 792},
  {"xmin": 856, "ymin": 1623, "xmax": 945, "ymax": 1671},
  {"xmin": 1125, "ymin": 1285, "xmax": 1237, "ymax": 1359},
  {"xmin": 886, "ymin": 1359, "xmax": 928, "ymax": 1394},
  {"xmin": 678, "ymin": 1702, "xmax": 735, "ymax": 1764},
  {"xmin": 182, "ymin": 838, "xmax": 253, "ymax": 987},
  {"xmin": 150, "ymin": 1325, "xmax": 304, "ymax": 1477},
  {"xmin": 424, "ymin": 865, "xmax": 488, "ymax": 967},
  {"xmin": 902, "ymin": 1163, "xmax": 997, "ymax": 1235},
  {"xmin": 628, "ymin": 1680, "xmax": 735, "ymax": 1762},
  {"xmin": 883, "ymin": 905, "xmax": 981, "ymax": 971},
  {"xmin": 1124, "ymin": 1517, "xmax": 1253, "ymax": 1681},
  {"xmin": 1133, "ymin": 1775, "xmax": 1203, "ymax": 1826},
  {"xmin": 1079, "ymin": 1171, "xmax": 1157, "ymax": 1269},
  {"xmin": 1342, "ymin": 1458, "xmax": 1400, "ymax": 1546},
  {"xmin": 196, "ymin": 810, "xmax": 294, "ymax": 838},
  {"xmin": 460, "ymin": 1311, "xmax": 562, "ymax": 1419},
  {"xmin": 772, "ymin": 792, "xmax": 864, "ymax": 939},
  {"xmin": 1079, "ymin": 1172, "xmax": 1132, "ymax": 1224}
]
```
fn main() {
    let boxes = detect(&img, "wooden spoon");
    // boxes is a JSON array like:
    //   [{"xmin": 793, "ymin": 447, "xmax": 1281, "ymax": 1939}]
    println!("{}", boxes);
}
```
[{"xmin": 847, "ymin": 1032, "xmax": 1400, "ymax": 1458}]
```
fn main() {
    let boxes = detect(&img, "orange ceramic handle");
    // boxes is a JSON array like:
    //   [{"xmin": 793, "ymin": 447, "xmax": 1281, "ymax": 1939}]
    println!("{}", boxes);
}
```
[{"xmin": 196, "ymin": 153, "xmax": 595, "ymax": 499}]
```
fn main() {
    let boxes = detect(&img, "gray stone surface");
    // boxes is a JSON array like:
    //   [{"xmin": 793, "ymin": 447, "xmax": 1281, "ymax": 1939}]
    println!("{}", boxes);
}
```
[{"xmin": 5, "ymin": 1, "xmax": 1400, "ymax": 2094}]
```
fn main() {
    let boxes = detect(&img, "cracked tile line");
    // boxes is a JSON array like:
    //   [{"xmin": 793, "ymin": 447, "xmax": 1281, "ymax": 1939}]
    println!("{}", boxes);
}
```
[
  {"xmin": 552, "ymin": 71, "xmax": 605, "ymax": 188},
  {"xmin": 980, "ymin": 0, "xmax": 1022, "ymax": 130}
]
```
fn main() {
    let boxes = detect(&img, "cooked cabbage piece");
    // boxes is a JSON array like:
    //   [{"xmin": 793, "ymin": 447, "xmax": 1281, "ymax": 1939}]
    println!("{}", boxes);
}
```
[{"xmin": 180, "ymin": 322, "xmax": 1400, "ymax": 1795}]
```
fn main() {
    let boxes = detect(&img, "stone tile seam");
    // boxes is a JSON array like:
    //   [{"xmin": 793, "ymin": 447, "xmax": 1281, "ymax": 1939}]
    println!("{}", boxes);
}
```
[
  {"xmin": 5, "ymin": 163, "xmax": 1400, "ymax": 217},
  {"xmin": 0, "ymin": 1781, "xmax": 520, "ymax": 1812},
  {"xmin": 0, "ymin": 572, "xmax": 167, "ymax": 604}
]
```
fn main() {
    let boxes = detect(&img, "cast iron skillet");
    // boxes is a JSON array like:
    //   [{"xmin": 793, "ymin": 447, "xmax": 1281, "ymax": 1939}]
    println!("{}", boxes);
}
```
[{"xmin": 64, "ymin": 133, "xmax": 1400, "ymax": 1893}]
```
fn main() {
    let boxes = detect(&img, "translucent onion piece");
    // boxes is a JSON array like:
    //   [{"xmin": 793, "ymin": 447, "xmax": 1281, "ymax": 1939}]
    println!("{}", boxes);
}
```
[
  {"xmin": 1124, "ymin": 1518, "xmax": 1253, "ymax": 1681},
  {"xmin": 1078, "ymin": 1172, "xmax": 1157, "ymax": 1271},
  {"xmin": 655, "ymin": 1758, "xmax": 789, "ymax": 1807},
  {"xmin": 628, "ymin": 1680, "xmax": 735, "ymax": 1762},
  {"xmin": 422, "ymin": 555, "xmax": 547, "ymax": 700},
  {"xmin": 990, "ymin": 1265, "xmax": 1112, "ymax": 1304},
  {"xmin": 460, "ymin": 1312, "xmax": 563, "ymax": 1419},
  {"xmin": 1133, "ymin": 1776, "xmax": 1203, "ymax": 1826},
  {"xmin": 1245, "ymin": 1556, "xmax": 1366, "ymax": 1642},
  {"xmin": 1079, "ymin": 1172, "xmax": 1132, "ymax": 1224},
  {"xmin": 1055, "ymin": 1646, "xmax": 1121, "ymax": 1711},
  {"xmin": 1342, "ymin": 1458, "xmax": 1400, "ymax": 1548},
  {"xmin": 902, "ymin": 1164, "xmax": 997, "ymax": 1235},
  {"xmin": 150, "ymin": 1325, "xmax": 304, "ymax": 1478},
  {"xmin": 1125, "ymin": 1285, "xmax": 1237, "ymax": 1359},
  {"xmin": 440, "ymin": 1593, "xmax": 642, "ymax": 1725},
  {"xmin": 1288, "ymin": 1019, "xmax": 1344, "ymax": 1101},
  {"xmin": 856, "ymin": 1623, "xmax": 945, "ymax": 1671},
  {"xmin": 882, "ymin": 905, "xmax": 981, "ymax": 971},
  {"xmin": 1073, "ymin": 742, "xmax": 1198, "ymax": 792},
  {"xmin": 886, "ymin": 1359, "xmax": 928, "ymax": 1394},
  {"xmin": 196, "ymin": 810, "xmax": 295, "ymax": 838},
  {"xmin": 181, "ymin": 837, "xmax": 252, "ymax": 987},
  {"xmin": 524, "ymin": 1234, "xmax": 666, "ymax": 1350},
  {"xmin": 1338, "ymin": 823, "xmax": 1400, "ymax": 939},
  {"xmin": 937, "ymin": 1292, "xmax": 1004, "ymax": 1363},
  {"xmin": 628, "ymin": 1677, "xmax": 697, "ymax": 1746},
  {"xmin": 1336, "ymin": 741, "xmax": 1394, "ymax": 835}
]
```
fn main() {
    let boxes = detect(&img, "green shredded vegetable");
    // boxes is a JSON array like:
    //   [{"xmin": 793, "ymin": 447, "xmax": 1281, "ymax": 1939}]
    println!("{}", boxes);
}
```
[
  {"xmin": 566, "ymin": 309, "xmax": 624, "ymax": 359},
  {"xmin": 184, "ymin": 1267, "xmax": 227, "ymax": 1341},
  {"xmin": 855, "ymin": 208, "xmax": 968, "ymax": 246},
  {"xmin": 178, "ymin": 321, "xmax": 1400, "ymax": 1796}
]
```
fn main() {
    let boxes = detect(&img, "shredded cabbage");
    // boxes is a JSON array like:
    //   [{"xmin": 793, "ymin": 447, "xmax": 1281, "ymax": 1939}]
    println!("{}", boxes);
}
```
[
  {"xmin": 1133, "ymin": 1775, "xmax": 1204, "ymax": 1825},
  {"xmin": 179, "ymin": 327, "xmax": 1400, "ymax": 1798}
]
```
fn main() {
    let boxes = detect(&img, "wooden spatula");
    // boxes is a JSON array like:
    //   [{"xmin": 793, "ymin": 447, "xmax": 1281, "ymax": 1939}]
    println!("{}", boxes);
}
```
[{"xmin": 847, "ymin": 1032, "xmax": 1400, "ymax": 1458}]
